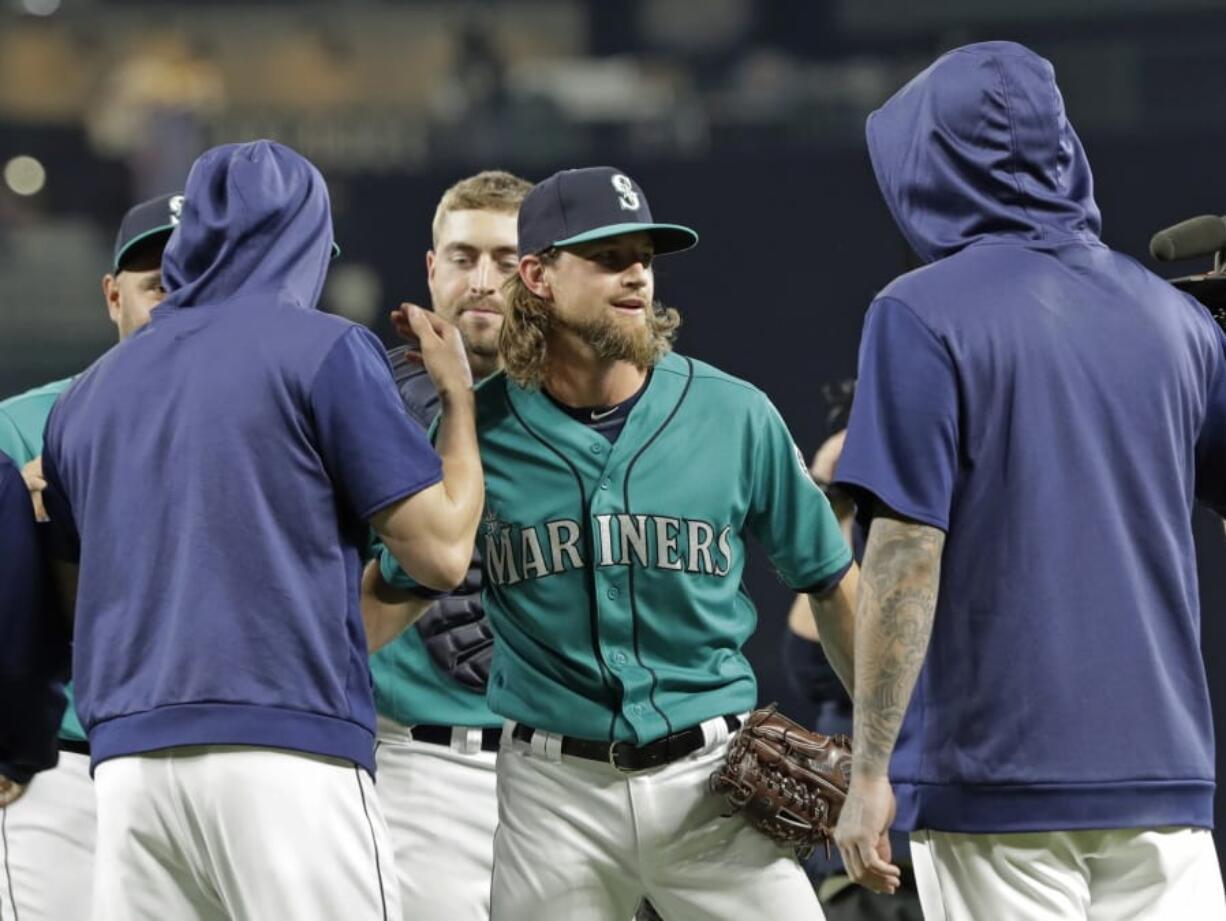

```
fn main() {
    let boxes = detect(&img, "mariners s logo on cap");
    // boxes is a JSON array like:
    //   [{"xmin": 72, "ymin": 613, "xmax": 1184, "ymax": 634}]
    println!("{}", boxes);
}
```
[
  {"xmin": 516, "ymin": 166, "xmax": 699, "ymax": 258},
  {"xmin": 113, "ymin": 191, "xmax": 185, "ymax": 272},
  {"xmin": 611, "ymin": 174, "xmax": 640, "ymax": 212}
]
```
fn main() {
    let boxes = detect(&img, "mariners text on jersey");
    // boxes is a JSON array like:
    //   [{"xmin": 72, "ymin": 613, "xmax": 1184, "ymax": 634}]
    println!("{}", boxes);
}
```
[{"xmin": 483, "ymin": 511, "xmax": 735, "ymax": 585}]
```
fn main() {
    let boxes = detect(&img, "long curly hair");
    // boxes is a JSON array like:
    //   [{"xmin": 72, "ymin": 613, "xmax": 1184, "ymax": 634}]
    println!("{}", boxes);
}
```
[{"xmin": 499, "ymin": 251, "xmax": 681, "ymax": 389}]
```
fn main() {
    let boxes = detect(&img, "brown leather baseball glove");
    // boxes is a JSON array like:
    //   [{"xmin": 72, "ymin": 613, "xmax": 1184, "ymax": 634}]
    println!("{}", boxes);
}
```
[{"xmin": 709, "ymin": 704, "xmax": 852, "ymax": 856}]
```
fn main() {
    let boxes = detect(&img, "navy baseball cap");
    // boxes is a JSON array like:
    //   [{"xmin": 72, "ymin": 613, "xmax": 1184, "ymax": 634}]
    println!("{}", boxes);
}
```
[
  {"xmin": 113, "ymin": 190, "xmax": 343, "ymax": 273},
  {"xmin": 112, "ymin": 192, "xmax": 184, "ymax": 272},
  {"xmin": 517, "ymin": 166, "xmax": 698, "ymax": 258}
]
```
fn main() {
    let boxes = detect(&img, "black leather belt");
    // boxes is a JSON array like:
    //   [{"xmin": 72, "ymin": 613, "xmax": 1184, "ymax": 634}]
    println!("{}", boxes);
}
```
[
  {"xmin": 412, "ymin": 724, "xmax": 501, "ymax": 753},
  {"xmin": 512, "ymin": 715, "xmax": 741, "ymax": 773},
  {"xmin": 58, "ymin": 739, "xmax": 91, "ymax": 756}
]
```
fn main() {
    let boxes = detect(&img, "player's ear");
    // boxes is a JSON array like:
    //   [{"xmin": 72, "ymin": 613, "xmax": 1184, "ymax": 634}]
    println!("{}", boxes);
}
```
[
  {"xmin": 425, "ymin": 249, "xmax": 436, "ymax": 281},
  {"xmin": 102, "ymin": 274, "xmax": 121, "ymax": 326},
  {"xmin": 520, "ymin": 256, "xmax": 550, "ymax": 299}
]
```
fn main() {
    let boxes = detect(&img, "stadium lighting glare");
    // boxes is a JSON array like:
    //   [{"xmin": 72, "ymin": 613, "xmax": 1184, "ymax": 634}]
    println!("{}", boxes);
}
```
[
  {"xmin": 4, "ymin": 155, "xmax": 47, "ymax": 196},
  {"xmin": 21, "ymin": 0, "xmax": 61, "ymax": 15}
]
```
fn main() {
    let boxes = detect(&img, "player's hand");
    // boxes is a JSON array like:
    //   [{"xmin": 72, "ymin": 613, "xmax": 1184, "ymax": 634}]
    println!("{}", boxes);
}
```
[
  {"xmin": 0, "ymin": 775, "xmax": 28, "ymax": 807},
  {"xmin": 22, "ymin": 455, "xmax": 48, "ymax": 522},
  {"xmin": 391, "ymin": 304, "xmax": 474, "ymax": 398},
  {"xmin": 389, "ymin": 302, "xmax": 421, "ymax": 345},
  {"xmin": 834, "ymin": 774, "xmax": 901, "ymax": 895}
]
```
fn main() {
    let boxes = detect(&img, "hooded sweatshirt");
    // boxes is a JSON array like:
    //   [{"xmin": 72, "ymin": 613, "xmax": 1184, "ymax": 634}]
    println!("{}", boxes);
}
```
[
  {"xmin": 41, "ymin": 141, "xmax": 442, "ymax": 773},
  {"xmin": 836, "ymin": 42, "xmax": 1226, "ymax": 833}
]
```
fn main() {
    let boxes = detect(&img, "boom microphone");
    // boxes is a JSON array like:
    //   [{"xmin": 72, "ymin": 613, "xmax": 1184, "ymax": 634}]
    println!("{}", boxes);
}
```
[{"xmin": 1149, "ymin": 215, "xmax": 1226, "ymax": 262}]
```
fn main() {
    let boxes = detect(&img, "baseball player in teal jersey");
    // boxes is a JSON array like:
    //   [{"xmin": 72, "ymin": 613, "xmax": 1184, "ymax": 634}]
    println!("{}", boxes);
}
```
[
  {"xmin": 0, "ymin": 192, "xmax": 179, "ymax": 921},
  {"xmin": 365, "ymin": 167, "xmax": 857, "ymax": 920},
  {"xmin": 368, "ymin": 169, "xmax": 532, "ymax": 921}
]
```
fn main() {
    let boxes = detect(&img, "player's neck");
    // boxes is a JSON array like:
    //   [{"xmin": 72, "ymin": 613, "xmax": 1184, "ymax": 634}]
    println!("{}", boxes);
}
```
[
  {"xmin": 544, "ymin": 351, "xmax": 646, "ymax": 409},
  {"xmin": 466, "ymin": 351, "xmax": 500, "ymax": 382}
]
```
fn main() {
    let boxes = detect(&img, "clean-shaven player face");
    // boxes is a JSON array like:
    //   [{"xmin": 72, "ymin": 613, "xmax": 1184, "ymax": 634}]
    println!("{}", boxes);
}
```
[
  {"xmin": 427, "ymin": 208, "xmax": 519, "ymax": 378},
  {"xmin": 541, "ymin": 231, "xmax": 656, "ymax": 363},
  {"xmin": 102, "ymin": 242, "xmax": 168, "ymax": 342}
]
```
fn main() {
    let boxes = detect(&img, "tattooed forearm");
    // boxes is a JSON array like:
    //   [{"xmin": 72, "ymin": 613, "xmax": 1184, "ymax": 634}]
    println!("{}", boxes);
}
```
[{"xmin": 852, "ymin": 514, "xmax": 944, "ymax": 778}]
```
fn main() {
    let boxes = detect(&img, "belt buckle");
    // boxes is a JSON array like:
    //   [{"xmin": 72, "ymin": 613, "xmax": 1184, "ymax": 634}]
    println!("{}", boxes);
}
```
[{"xmin": 607, "ymin": 740, "xmax": 645, "ymax": 774}]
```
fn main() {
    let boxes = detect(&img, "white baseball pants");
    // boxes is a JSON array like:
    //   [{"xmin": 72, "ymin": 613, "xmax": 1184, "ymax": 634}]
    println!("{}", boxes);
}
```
[
  {"xmin": 491, "ymin": 716, "xmax": 825, "ymax": 921},
  {"xmin": 92, "ymin": 746, "xmax": 400, "ymax": 921},
  {"xmin": 376, "ymin": 717, "xmax": 498, "ymax": 921},
  {"xmin": 911, "ymin": 826, "xmax": 1226, "ymax": 921},
  {"xmin": 0, "ymin": 749, "xmax": 95, "ymax": 920}
]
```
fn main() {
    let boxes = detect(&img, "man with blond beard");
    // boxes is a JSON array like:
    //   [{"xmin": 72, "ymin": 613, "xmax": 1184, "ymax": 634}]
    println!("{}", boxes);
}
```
[{"xmin": 364, "ymin": 166, "xmax": 859, "ymax": 920}]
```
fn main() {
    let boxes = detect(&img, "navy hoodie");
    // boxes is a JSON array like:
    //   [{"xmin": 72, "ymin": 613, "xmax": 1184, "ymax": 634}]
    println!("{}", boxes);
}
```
[
  {"xmin": 41, "ymin": 141, "xmax": 442, "ymax": 773},
  {"xmin": 836, "ymin": 42, "xmax": 1226, "ymax": 833},
  {"xmin": 0, "ymin": 452, "xmax": 68, "ymax": 783}
]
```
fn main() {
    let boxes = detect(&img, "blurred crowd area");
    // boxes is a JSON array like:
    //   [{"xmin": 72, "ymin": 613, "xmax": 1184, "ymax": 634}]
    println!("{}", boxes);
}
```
[{"xmin": 3, "ymin": 0, "xmax": 1226, "ymax": 394}]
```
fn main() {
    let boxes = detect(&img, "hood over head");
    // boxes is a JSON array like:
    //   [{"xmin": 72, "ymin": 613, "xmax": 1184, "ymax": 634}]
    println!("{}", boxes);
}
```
[
  {"xmin": 867, "ymin": 41, "xmax": 1101, "ymax": 263},
  {"xmin": 161, "ymin": 140, "xmax": 334, "ymax": 310}
]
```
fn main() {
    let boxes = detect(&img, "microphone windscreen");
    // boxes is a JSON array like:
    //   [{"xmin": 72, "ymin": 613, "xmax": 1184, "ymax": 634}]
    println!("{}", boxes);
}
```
[{"xmin": 1149, "ymin": 215, "xmax": 1226, "ymax": 262}]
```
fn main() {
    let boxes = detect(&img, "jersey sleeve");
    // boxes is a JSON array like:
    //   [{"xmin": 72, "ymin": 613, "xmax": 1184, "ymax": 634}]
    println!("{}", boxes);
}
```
[
  {"xmin": 746, "ymin": 396, "xmax": 852, "ymax": 594},
  {"xmin": 0, "ymin": 408, "xmax": 33, "ymax": 467},
  {"xmin": 0, "ymin": 457, "xmax": 68, "ymax": 783},
  {"xmin": 834, "ymin": 296, "xmax": 960, "ymax": 531},
  {"xmin": 379, "ymin": 541, "xmax": 419, "ymax": 590},
  {"xmin": 376, "ymin": 534, "xmax": 448, "ymax": 600},
  {"xmin": 371, "ymin": 404, "xmax": 465, "ymax": 601},
  {"xmin": 1195, "ymin": 323, "xmax": 1226, "ymax": 515},
  {"xmin": 309, "ymin": 327, "xmax": 444, "ymax": 521}
]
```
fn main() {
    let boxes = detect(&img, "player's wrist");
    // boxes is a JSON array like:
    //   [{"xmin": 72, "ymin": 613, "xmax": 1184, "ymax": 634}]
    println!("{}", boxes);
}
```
[
  {"xmin": 849, "ymin": 767, "xmax": 891, "ymax": 788},
  {"xmin": 437, "ymin": 384, "xmax": 476, "ymax": 410}
]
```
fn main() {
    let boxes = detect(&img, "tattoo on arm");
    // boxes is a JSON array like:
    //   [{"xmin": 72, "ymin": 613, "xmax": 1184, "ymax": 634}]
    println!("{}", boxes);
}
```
[{"xmin": 852, "ymin": 515, "xmax": 945, "ymax": 777}]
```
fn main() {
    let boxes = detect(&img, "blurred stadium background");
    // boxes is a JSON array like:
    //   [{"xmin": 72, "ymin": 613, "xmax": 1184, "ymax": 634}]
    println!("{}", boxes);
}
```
[{"xmin": 5, "ymin": 0, "xmax": 1226, "ymax": 857}]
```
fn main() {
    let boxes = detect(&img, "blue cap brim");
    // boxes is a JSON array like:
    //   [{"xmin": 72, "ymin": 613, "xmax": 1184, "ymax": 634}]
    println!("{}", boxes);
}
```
[
  {"xmin": 551, "ymin": 222, "xmax": 698, "ymax": 255},
  {"xmin": 113, "ymin": 224, "xmax": 176, "ymax": 272}
]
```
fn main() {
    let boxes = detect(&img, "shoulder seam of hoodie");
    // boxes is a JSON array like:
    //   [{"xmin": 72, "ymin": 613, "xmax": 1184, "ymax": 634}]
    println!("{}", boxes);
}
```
[{"xmin": 872, "ymin": 294, "xmax": 952, "ymax": 357}]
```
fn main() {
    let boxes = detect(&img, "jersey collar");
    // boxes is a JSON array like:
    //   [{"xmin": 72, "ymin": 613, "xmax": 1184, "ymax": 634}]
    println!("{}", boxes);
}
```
[{"xmin": 504, "ymin": 352, "xmax": 692, "ymax": 472}]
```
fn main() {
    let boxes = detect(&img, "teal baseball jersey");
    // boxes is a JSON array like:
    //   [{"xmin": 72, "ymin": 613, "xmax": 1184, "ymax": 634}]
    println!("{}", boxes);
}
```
[
  {"xmin": 0, "ymin": 376, "xmax": 86, "ymax": 743},
  {"xmin": 370, "ymin": 630, "xmax": 500, "ymax": 728},
  {"xmin": 0, "ymin": 378, "xmax": 72, "ymax": 466},
  {"xmin": 380, "ymin": 351, "xmax": 851, "ymax": 744}
]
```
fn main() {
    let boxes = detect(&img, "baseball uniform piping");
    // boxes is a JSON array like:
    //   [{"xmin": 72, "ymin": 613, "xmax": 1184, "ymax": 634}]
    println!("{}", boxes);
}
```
[
  {"xmin": 505, "ymin": 396, "xmax": 620, "ymax": 740},
  {"xmin": 621, "ymin": 357, "xmax": 695, "ymax": 740},
  {"xmin": 2, "ymin": 805, "xmax": 17, "ymax": 921},
  {"xmin": 354, "ymin": 767, "xmax": 389, "ymax": 921}
]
